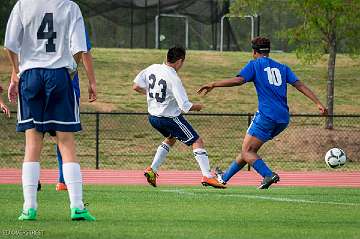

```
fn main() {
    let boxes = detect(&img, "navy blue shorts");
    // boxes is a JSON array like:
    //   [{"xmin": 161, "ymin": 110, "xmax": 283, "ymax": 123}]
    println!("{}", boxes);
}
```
[
  {"xmin": 17, "ymin": 68, "xmax": 81, "ymax": 133},
  {"xmin": 247, "ymin": 112, "xmax": 288, "ymax": 143},
  {"xmin": 148, "ymin": 115, "xmax": 199, "ymax": 146}
]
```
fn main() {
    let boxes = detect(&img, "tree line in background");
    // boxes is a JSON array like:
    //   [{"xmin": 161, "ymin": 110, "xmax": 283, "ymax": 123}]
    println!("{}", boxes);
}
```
[{"xmin": 1, "ymin": 0, "xmax": 359, "ymax": 129}]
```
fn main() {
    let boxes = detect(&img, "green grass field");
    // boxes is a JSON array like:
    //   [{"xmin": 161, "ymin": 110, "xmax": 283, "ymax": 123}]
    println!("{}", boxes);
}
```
[{"xmin": 1, "ymin": 184, "xmax": 360, "ymax": 239}]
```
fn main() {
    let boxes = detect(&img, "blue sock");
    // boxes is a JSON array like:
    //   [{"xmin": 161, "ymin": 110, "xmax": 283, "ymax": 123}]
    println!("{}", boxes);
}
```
[
  {"xmin": 222, "ymin": 161, "xmax": 246, "ymax": 182},
  {"xmin": 56, "ymin": 145, "xmax": 65, "ymax": 183},
  {"xmin": 252, "ymin": 159, "xmax": 273, "ymax": 177}
]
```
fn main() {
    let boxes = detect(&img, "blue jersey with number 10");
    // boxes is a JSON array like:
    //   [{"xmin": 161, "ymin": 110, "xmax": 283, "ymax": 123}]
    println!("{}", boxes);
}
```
[{"xmin": 238, "ymin": 57, "xmax": 298, "ymax": 123}]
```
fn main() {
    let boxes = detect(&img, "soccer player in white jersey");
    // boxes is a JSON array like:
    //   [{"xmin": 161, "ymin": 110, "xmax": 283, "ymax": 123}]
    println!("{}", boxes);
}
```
[
  {"xmin": 5, "ymin": 0, "xmax": 96, "ymax": 221},
  {"xmin": 133, "ymin": 46, "xmax": 226, "ymax": 189}
]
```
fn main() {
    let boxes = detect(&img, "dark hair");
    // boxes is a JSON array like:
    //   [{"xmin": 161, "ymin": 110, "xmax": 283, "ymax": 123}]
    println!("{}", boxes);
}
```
[
  {"xmin": 167, "ymin": 46, "xmax": 186, "ymax": 63},
  {"xmin": 251, "ymin": 37, "xmax": 270, "ymax": 54}
]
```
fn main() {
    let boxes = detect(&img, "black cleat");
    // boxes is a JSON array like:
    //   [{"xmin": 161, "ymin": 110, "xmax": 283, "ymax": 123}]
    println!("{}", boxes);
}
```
[
  {"xmin": 214, "ymin": 167, "xmax": 226, "ymax": 185},
  {"xmin": 258, "ymin": 173, "xmax": 280, "ymax": 189}
]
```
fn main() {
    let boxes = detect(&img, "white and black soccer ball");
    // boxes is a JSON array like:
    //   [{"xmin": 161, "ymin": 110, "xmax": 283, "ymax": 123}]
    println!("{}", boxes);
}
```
[{"xmin": 325, "ymin": 148, "xmax": 346, "ymax": 168}]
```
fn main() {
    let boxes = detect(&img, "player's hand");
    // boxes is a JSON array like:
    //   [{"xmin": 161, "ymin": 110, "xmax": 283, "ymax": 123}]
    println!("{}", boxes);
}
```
[
  {"xmin": 8, "ymin": 81, "xmax": 19, "ymax": 104},
  {"xmin": 88, "ymin": 82, "xmax": 97, "ymax": 102},
  {"xmin": 190, "ymin": 103, "xmax": 203, "ymax": 112},
  {"xmin": 1, "ymin": 103, "xmax": 10, "ymax": 118},
  {"xmin": 317, "ymin": 103, "xmax": 328, "ymax": 115},
  {"xmin": 197, "ymin": 83, "xmax": 215, "ymax": 95}
]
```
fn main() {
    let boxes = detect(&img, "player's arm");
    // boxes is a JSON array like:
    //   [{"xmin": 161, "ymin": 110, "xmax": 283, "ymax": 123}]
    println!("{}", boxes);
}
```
[
  {"xmin": 132, "ymin": 83, "xmax": 146, "ymax": 95},
  {"xmin": 197, "ymin": 76, "xmax": 246, "ymax": 95},
  {"xmin": 82, "ymin": 52, "xmax": 97, "ymax": 102},
  {"xmin": 133, "ymin": 69, "xmax": 147, "ymax": 95},
  {"xmin": 173, "ymin": 77, "xmax": 202, "ymax": 112},
  {"xmin": 292, "ymin": 80, "xmax": 327, "ymax": 115},
  {"xmin": 5, "ymin": 51, "xmax": 20, "ymax": 104}
]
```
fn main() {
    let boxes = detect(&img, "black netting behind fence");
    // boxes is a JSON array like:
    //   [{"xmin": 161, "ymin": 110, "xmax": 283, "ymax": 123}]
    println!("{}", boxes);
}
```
[{"xmin": 1, "ymin": 113, "xmax": 359, "ymax": 171}]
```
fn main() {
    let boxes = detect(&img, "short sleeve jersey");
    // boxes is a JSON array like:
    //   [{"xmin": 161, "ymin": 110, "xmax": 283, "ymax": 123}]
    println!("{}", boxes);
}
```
[
  {"xmin": 237, "ymin": 57, "xmax": 298, "ymax": 123},
  {"xmin": 4, "ymin": 0, "xmax": 87, "ymax": 76},
  {"xmin": 134, "ymin": 64, "xmax": 193, "ymax": 117}
]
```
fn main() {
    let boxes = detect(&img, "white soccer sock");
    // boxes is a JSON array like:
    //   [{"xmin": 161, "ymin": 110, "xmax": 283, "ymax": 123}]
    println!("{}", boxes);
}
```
[
  {"xmin": 63, "ymin": 163, "xmax": 84, "ymax": 210},
  {"xmin": 193, "ymin": 148, "xmax": 212, "ymax": 178},
  {"xmin": 22, "ymin": 162, "xmax": 40, "ymax": 211},
  {"xmin": 151, "ymin": 143, "xmax": 170, "ymax": 172}
]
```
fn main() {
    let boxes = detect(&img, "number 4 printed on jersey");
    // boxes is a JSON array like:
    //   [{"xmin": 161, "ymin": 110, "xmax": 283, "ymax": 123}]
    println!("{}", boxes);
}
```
[
  {"xmin": 37, "ymin": 13, "xmax": 57, "ymax": 53},
  {"xmin": 264, "ymin": 67, "xmax": 282, "ymax": 86}
]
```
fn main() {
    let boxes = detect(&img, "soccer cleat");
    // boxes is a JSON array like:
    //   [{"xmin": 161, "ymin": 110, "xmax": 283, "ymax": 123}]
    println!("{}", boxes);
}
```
[
  {"xmin": 37, "ymin": 181, "xmax": 41, "ymax": 192},
  {"xmin": 258, "ymin": 172, "xmax": 280, "ymax": 189},
  {"xmin": 201, "ymin": 176, "xmax": 227, "ymax": 189},
  {"xmin": 56, "ymin": 182, "xmax": 68, "ymax": 191},
  {"xmin": 71, "ymin": 208, "xmax": 96, "ymax": 221},
  {"xmin": 214, "ymin": 167, "xmax": 226, "ymax": 185},
  {"xmin": 18, "ymin": 208, "xmax": 37, "ymax": 221},
  {"xmin": 144, "ymin": 166, "xmax": 158, "ymax": 187}
]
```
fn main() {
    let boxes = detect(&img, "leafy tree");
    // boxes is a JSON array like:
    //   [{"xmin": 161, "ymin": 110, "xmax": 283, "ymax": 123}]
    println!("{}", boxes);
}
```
[{"xmin": 231, "ymin": 0, "xmax": 360, "ymax": 129}]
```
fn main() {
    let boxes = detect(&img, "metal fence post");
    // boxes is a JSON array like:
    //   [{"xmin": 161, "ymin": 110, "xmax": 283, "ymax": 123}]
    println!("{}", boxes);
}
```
[
  {"xmin": 247, "ymin": 113, "xmax": 252, "ymax": 171},
  {"xmin": 96, "ymin": 112, "xmax": 100, "ymax": 169}
]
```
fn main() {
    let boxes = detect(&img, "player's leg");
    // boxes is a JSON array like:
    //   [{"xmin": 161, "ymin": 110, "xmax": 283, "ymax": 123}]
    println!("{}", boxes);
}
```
[
  {"xmin": 216, "ymin": 155, "xmax": 247, "ymax": 185},
  {"xmin": 55, "ymin": 144, "xmax": 67, "ymax": 191},
  {"xmin": 192, "ymin": 138, "xmax": 226, "ymax": 189},
  {"xmin": 145, "ymin": 115, "xmax": 176, "ymax": 187},
  {"xmin": 16, "ymin": 69, "xmax": 44, "ymax": 220},
  {"xmin": 19, "ymin": 129, "xmax": 43, "ymax": 220},
  {"xmin": 144, "ymin": 137, "xmax": 176, "ymax": 187},
  {"xmin": 56, "ymin": 132, "xmax": 95, "ymax": 221},
  {"xmin": 44, "ymin": 68, "xmax": 94, "ymax": 220},
  {"xmin": 150, "ymin": 137, "xmax": 176, "ymax": 173},
  {"xmin": 169, "ymin": 115, "xmax": 225, "ymax": 188}
]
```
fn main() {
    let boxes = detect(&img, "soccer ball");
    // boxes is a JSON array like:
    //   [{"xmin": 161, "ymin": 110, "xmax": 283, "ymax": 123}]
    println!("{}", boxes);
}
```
[{"xmin": 325, "ymin": 148, "xmax": 346, "ymax": 168}]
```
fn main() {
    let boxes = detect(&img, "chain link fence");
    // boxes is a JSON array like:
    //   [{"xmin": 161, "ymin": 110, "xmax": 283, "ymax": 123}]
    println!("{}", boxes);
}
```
[{"xmin": 1, "ymin": 112, "xmax": 359, "ymax": 171}]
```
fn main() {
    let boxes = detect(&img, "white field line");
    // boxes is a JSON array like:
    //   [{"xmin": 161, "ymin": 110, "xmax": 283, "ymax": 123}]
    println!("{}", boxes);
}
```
[{"xmin": 160, "ymin": 189, "xmax": 359, "ymax": 206}]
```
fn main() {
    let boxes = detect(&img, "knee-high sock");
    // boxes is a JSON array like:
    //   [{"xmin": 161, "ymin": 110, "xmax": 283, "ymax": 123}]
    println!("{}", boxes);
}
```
[
  {"xmin": 63, "ymin": 163, "xmax": 84, "ymax": 209},
  {"xmin": 222, "ymin": 160, "xmax": 247, "ymax": 182},
  {"xmin": 151, "ymin": 143, "xmax": 170, "ymax": 172},
  {"xmin": 56, "ymin": 145, "xmax": 65, "ymax": 183},
  {"xmin": 193, "ymin": 148, "xmax": 212, "ymax": 178},
  {"xmin": 252, "ymin": 159, "xmax": 273, "ymax": 177},
  {"xmin": 22, "ymin": 162, "xmax": 40, "ymax": 211}
]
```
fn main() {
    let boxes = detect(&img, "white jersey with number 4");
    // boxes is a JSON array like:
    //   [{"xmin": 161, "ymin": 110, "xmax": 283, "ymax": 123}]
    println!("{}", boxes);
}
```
[
  {"xmin": 4, "ymin": 0, "xmax": 87, "ymax": 76},
  {"xmin": 134, "ymin": 64, "xmax": 193, "ymax": 117}
]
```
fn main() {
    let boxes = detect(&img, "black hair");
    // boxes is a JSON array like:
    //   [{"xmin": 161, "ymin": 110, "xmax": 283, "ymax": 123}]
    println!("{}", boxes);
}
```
[
  {"xmin": 251, "ymin": 37, "xmax": 271, "ymax": 54},
  {"xmin": 167, "ymin": 46, "xmax": 186, "ymax": 63}
]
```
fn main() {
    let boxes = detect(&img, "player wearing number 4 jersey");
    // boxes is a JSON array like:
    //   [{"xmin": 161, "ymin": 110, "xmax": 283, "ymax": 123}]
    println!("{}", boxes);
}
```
[
  {"xmin": 198, "ymin": 37, "xmax": 327, "ymax": 189},
  {"xmin": 133, "ymin": 46, "xmax": 225, "ymax": 189},
  {"xmin": 5, "ymin": 0, "xmax": 95, "ymax": 221}
]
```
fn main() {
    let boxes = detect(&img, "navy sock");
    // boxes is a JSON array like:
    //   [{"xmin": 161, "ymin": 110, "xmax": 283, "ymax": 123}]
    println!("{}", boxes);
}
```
[
  {"xmin": 56, "ymin": 145, "xmax": 65, "ymax": 183},
  {"xmin": 252, "ymin": 159, "xmax": 273, "ymax": 177},
  {"xmin": 222, "ymin": 161, "xmax": 247, "ymax": 182}
]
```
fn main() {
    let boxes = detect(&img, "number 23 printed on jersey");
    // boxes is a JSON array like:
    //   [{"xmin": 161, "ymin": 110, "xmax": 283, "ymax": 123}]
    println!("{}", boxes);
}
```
[{"xmin": 148, "ymin": 74, "xmax": 167, "ymax": 103}]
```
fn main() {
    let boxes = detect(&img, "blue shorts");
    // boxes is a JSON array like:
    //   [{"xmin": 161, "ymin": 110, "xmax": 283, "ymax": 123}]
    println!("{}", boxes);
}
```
[
  {"xmin": 247, "ymin": 112, "xmax": 288, "ymax": 143},
  {"xmin": 17, "ymin": 68, "xmax": 81, "ymax": 133},
  {"xmin": 148, "ymin": 114, "xmax": 199, "ymax": 146}
]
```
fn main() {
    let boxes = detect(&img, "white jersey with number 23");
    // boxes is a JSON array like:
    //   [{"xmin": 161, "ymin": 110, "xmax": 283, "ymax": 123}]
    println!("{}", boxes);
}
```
[{"xmin": 134, "ymin": 63, "xmax": 193, "ymax": 117}]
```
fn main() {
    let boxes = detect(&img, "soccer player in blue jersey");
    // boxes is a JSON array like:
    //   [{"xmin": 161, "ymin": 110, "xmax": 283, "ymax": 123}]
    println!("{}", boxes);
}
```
[{"xmin": 198, "ymin": 37, "xmax": 327, "ymax": 189}]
